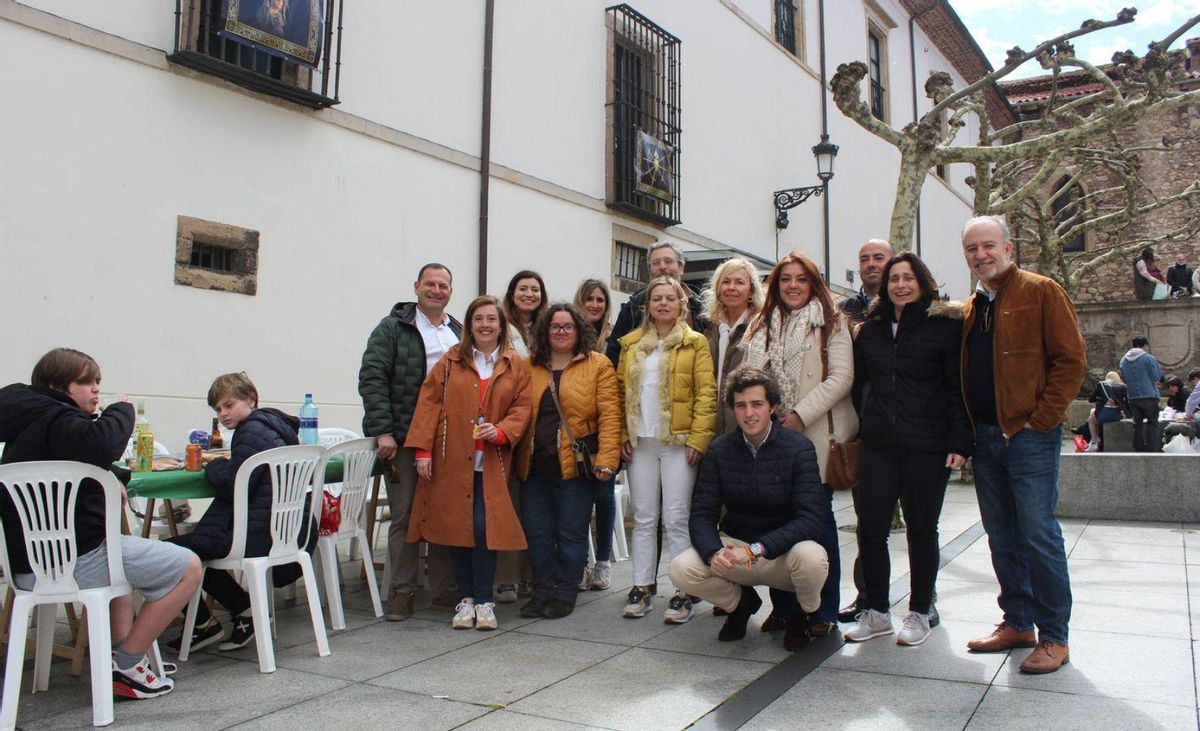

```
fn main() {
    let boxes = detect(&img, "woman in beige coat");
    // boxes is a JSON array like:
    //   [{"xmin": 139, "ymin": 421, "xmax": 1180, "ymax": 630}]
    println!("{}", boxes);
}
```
[{"xmin": 743, "ymin": 251, "xmax": 856, "ymax": 633}]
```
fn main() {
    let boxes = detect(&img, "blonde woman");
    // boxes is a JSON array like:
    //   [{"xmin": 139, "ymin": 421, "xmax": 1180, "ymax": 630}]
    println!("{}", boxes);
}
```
[
  {"xmin": 616, "ymin": 277, "xmax": 717, "ymax": 623},
  {"xmin": 701, "ymin": 257, "xmax": 765, "ymax": 436},
  {"xmin": 743, "ymin": 252, "xmax": 857, "ymax": 634}
]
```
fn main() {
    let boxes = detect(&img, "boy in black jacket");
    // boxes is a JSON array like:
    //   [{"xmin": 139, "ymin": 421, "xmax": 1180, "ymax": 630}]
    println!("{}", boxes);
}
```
[
  {"xmin": 668, "ymin": 367, "xmax": 830, "ymax": 652},
  {"xmin": 0, "ymin": 348, "xmax": 201, "ymax": 699},
  {"xmin": 167, "ymin": 372, "xmax": 316, "ymax": 654}
]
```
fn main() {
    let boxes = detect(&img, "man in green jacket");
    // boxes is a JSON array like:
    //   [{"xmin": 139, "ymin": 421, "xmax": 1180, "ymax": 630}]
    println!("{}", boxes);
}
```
[{"xmin": 359, "ymin": 263, "xmax": 463, "ymax": 620}]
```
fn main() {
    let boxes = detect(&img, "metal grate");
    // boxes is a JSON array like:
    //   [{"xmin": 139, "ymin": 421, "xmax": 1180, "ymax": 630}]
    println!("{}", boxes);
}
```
[
  {"xmin": 190, "ymin": 243, "xmax": 236, "ymax": 272},
  {"xmin": 774, "ymin": 0, "xmax": 796, "ymax": 55},
  {"xmin": 615, "ymin": 242, "xmax": 648, "ymax": 284},
  {"xmin": 607, "ymin": 4, "xmax": 682, "ymax": 226},
  {"xmin": 169, "ymin": 0, "xmax": 343, "ymax": 109},
  {"xmin": 868, "ymin": 30, "xmax": 885, "ymax": 121}
]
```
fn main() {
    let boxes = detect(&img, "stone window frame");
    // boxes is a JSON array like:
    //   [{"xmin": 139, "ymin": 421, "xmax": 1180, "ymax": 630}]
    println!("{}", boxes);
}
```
[
  {"xmin": 864, "ymin": 1, "xmax": 897, "ymax": 125},
  {"xmin": 771, "ymin": 0, "xmax": 806, "ymax": 61},
  {"xmin": 175, "ymin": 215, "xmax": 260, "ymax": 296}
]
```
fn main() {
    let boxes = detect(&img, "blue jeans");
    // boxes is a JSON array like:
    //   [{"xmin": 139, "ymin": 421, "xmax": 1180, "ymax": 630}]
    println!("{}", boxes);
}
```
[
  {"xmin": 449, "ymin": 474, "xmax": 497, "ymax": 603},
  {"xmin": 592, "ymin": 478, "xmax": 616, "ymax": 562},
  {"xmin": 521, "ymin": 475, "xmax": 594, "ymax": 604},
  {"xmin": 972, "ymin": 424, "xmax": 1071, "ymax": 644}
]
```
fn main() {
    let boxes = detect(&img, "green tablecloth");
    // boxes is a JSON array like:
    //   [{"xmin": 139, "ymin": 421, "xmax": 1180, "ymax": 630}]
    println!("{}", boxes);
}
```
[{"xmin": 126, "ymin": 457, "xmax": 371, "ymax": 500}]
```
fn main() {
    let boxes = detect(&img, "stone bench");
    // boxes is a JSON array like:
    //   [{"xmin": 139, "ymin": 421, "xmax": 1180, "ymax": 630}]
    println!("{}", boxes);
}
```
[{"xmin": 1057, "ymin": 453, "xmax": 1200, "ymax": 523}]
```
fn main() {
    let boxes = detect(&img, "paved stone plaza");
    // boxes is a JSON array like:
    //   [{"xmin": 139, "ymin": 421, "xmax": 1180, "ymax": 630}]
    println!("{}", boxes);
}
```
[{"xmin": 4, "ymin": 483, "xmax": 1199, "ymax": 730}]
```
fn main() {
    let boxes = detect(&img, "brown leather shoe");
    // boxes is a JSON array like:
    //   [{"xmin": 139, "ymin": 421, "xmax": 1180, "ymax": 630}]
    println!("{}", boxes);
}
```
[
  {"xmin": 385, "ymin": 593, "xmax": 414, "ymax": 622},
  {"xmin": 809, "ymin": 621, "xmax": 835, "ymax": 637},
  {"xmin": 1019, "ymin": 641, "xmax": 1069, "ymax": 673},
  {"xmin": 967, "ymin": 623, "xmax": 1037, "ymax": 653}
]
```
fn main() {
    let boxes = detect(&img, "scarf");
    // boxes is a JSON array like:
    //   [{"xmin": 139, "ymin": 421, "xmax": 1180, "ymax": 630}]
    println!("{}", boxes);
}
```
[{"xmin": 743, "ymin": 299, "xmax": 824, "ymax": 414}]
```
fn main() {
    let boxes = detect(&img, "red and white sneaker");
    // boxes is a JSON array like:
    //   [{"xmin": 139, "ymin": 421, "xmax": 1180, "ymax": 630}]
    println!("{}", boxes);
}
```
[{"xmin": 112, "ymin": 656, "xmax": 175, "ymax": 699}]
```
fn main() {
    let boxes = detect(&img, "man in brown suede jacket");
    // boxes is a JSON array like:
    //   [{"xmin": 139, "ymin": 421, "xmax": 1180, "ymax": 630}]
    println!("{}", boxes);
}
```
[{"xmin": 959, "ymin": 216, "xmax": 1086, "ymax": 675}]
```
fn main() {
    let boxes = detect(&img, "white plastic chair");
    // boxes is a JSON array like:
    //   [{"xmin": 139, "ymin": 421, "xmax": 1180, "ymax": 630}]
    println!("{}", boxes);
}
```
[
  {"xmin": 177, "ymin": 445, "xmax": 329, "ymax": 673},
  {"xmin": 317, "ymin": 427, "xmax": 359, "ymax": 448},
  {"xmin": 0, "ymin": 462, "xmax": 161, "ymax": 729},
  {"xmin": 315, "ymin": 438, "xmax": 382, "ymax": 629}
]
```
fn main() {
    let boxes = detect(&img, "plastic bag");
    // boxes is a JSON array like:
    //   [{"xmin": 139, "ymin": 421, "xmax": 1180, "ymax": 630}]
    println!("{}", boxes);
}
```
[
  {"xmin": 319, "ymin": 490, "xmax": 342, "ymax": 536},
  {"xmin": 1153, "ymin": 282, "xmax": 1170, "ymax": 300},
  {"xmin": 1162, "ymin": 433, "xmax": 1194, "ymax": 454},
  {"xmin": 1073, "ymin": 435, "xmax": 1089, "ymax": 452}
]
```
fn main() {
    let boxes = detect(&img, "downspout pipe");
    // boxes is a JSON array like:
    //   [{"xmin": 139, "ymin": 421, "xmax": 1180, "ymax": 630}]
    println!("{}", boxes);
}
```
[
  {"xmin": 818, "ymin": 0, "xmax": 831, "ymax": 280},
  {"xmin": 477, "ymin": 0, "xmax": 495, "ymax": 295}
]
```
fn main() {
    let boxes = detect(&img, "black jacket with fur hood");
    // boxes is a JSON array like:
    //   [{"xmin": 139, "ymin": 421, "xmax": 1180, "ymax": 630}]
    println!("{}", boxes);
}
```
[{"xmin": 852, "ymin": 299, "xmax": 973, "ymax": 457}]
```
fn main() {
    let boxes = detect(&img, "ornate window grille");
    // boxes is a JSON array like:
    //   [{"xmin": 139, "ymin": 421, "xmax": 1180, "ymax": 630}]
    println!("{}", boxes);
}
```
[
  {"xmin": 169, "ymin": 0, "xmax": 343, "ymax": 109},
  {"xmin": 774, "ymin": 0, "xmax": 797, "ymax": 55},
  {"xmin": 606, "ymin": 5, "xmax": 682, "ymax": 226}
]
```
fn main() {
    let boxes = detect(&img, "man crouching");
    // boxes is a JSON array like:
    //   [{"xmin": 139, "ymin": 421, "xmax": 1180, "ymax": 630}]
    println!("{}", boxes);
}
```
[{"xmin": 668, "ymin": 366, "xmax": 830, "ymax": 651}]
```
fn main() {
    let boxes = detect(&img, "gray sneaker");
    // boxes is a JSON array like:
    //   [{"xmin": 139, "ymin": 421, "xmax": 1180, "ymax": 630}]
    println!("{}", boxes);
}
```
[
  {"xmin": 662, "ymin": 593, "xmax": 694, "ymax": 624},
  {"xmin": 589, "ymin": 561, "xmax": 612, "ymax": 591},
  {"xmin": 495, "ymin": 584, "xmax": 518, "ymax": 603},
  {"xmin": 578, "ymin": 564, "xmax": 593, "ymax": 591},
  {"xmin": 622, "ymin": 586, "xmax": 653, "ymax": 618},
  {"xmin": 843, "ymin": 609, "xmax": 893, "ymax": 642},
  {"xmin": 896, "ymin": 611, "xmax": 932, "ymax": 646}
]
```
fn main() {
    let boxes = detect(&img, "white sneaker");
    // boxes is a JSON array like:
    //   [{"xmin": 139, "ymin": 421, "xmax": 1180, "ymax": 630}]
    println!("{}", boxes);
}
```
[
  {"xmin": 590, "ymin": 561, "xmax": 612, "ymax": 590},
  {"xmin": 1084, "ymin": 441, "xmax": 1099, "ymax": 452},
  {"xmin": 475, "ymin": 602, "xmax": 498, "ymax": 631},
  {"xmin": 663, "ymin": 593, "xmax": 694, "ymax": 624},
  {"xmin": 495, "ymin": 584, "xmax": 518, "ymax": 603},
  {"xmin": 896, "ymin": 611, "xmax": 932, "ymax": 646},
  {"xmin": 843, "ymin": 609, "xmax": 893, "ymax": 642},
  {"xmin": 452, "ymin": 600, "xmax": 476, "ymax": 629},
  {"xmin": 112, "ymin": 656, "xmax": 174, "ymax": 699},
  {"xmin": 578, "ymin": 564, "xmax": 593, "ymax": 591}
]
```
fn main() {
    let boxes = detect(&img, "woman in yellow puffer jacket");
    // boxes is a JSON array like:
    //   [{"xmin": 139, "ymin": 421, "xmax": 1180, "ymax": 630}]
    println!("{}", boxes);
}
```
[
  {"xmin": 615, "ymin": 276, "xmax": 717, "ymax": 623},
  {"xmin": 515, "ymin": 303, "xmax": 622, "ymax": 619}
]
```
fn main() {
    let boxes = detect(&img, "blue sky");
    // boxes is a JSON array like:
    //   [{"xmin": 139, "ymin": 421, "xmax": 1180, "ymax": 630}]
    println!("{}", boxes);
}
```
[{"xmin": 949, "ymin": 0, "xmax": 1198, "ymax": 79}]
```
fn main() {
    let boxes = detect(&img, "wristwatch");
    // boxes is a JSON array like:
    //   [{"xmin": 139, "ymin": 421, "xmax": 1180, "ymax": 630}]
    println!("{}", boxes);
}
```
[{"xmin": 749, "ymin": 542, "xmax": 765, "ymax": 559}]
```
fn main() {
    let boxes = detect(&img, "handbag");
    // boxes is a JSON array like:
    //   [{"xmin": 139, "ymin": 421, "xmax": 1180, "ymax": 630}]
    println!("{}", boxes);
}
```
[
  {"xmin": 820, "ymin": 333, "xmax": 860, "ymax": 491},
  {"xmin": 546, "ymin": 373, "xmax": 600, "ymax": 481}
]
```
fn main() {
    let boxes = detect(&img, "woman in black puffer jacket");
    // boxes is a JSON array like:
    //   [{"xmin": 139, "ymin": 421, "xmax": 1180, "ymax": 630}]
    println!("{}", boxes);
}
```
[{"xmin": 844, "ymin": 252, "xmax": 972, "ymax": 648}]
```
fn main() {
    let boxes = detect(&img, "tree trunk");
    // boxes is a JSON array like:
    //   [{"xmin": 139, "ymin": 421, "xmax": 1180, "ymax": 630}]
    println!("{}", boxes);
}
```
[{"xmin": 888, "ymin": 150, "xmax": 929, "ymax": 250}]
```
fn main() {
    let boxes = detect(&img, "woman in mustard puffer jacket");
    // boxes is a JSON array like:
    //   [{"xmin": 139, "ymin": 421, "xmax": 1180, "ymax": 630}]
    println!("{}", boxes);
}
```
[
  {"xmin": 515, "ymin": 303, "xmax": 622, "ymax": 619},
  {"xmin": 615, "ymin": 277, "xmax": 717, "ymax": 623}
]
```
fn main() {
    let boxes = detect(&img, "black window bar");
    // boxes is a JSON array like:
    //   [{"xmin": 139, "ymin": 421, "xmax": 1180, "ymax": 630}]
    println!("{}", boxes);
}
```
[
  {"xmin": 190, "ymin": 242, "xmax": 236, "ymax": 272},
  {"xmin": 607, "ymin": 4, "xmax": 682, "ymax": 227},
  {"xmin": 169, "ymin": 0, "xmax": 343, "ymax": 109},
  {"xmin": 774, "ymin": 0, "xmax": 796, "ymax": 55},
  {"xmin": 615, "ymin": 242, "xmax": 648, "ymax": 284}
]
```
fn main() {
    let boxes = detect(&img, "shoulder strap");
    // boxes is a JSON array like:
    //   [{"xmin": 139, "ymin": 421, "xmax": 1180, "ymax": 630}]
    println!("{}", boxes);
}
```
[
  {"xmin": 546, "ymin": 372, "xmax": 580, "ymax": 446},
  {"xmin": 820, "ymin": 333, "xmax": 836, "ymax": 441}
]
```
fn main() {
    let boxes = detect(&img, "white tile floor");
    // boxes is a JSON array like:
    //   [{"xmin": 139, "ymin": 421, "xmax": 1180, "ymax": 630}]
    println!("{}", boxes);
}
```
[{"xmin": 4, "ymin": 482, "xmax": 1199, "ymax": 730}]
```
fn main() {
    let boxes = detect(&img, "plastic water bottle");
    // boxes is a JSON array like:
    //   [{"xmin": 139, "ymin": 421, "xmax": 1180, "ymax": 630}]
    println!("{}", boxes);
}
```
[{"xmin": 299, "ymin": 393, "xmax": 319, "ymax": 445}]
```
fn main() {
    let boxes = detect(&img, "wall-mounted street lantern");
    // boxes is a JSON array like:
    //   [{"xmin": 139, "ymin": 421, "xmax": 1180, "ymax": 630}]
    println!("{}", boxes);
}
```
[{"xmin": 773, "ymin": 134, "xmax": 839, "ymax": 229}]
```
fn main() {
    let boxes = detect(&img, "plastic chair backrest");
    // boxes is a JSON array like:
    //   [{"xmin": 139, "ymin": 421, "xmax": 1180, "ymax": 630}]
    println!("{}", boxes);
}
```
[
  {"xmin": 121, "ymin": 438, "xmax": 172, "ymax": 460},
  {"xmin": 226, "ymin": 445, "xmax": 326, "ymax": 562},
  {"xmin": 0, "ymin": 462, "xmax": 126, "ymax": 598},
  {"xmin": 317, "ymin": 428, "xmax": 360, "ymax": 448},
  {"xmin": 323, "ymin": 438, "xmax": 378, "ymax": 537}
]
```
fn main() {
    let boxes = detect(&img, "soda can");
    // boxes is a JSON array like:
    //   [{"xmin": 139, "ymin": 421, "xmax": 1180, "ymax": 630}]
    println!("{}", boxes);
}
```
[
  {"xmin": 186, "ymin": 444, "xmax": 203, "ymax": 471},
  {"xmin": 136, "ymin": 433, "xmax": 155, "ymax": 472}
]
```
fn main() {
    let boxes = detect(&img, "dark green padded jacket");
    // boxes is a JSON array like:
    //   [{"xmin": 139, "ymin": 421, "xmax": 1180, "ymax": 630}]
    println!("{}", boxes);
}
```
[{"xmin": 358, "ymin": 302, "xmax": 463, "ymax": 442}]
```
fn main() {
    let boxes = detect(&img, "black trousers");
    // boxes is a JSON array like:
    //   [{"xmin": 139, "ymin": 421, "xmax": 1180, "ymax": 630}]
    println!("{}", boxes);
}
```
[
  {"xmin": 857, "ymin": 449, "xmax": 950, "ymax": 615},
  {"xmin": 1129, "ymin": 398, "xmax": 1160, "ymax": 453}
]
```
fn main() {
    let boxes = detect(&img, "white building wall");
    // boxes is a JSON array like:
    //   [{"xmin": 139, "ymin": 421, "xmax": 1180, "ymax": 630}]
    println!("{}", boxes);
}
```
[{"xmin": 0, "ymin": 0, "xmax": 981, "ymax": 447}]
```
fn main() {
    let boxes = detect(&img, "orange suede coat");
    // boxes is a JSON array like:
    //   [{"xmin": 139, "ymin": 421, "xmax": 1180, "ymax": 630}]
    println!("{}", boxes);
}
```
[{"xmin": 403, "ymin": 345, "xmax": 532, "ymax": 550}]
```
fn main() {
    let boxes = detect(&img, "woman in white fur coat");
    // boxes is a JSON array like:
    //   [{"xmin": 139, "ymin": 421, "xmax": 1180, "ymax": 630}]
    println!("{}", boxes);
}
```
[
  {"xmin": 615, "ymin": 277, "xmax": 717, "ymax": 624},
  {"xmin": 742, "ymin": 251, "xmax": 857, "ymax": 633}
]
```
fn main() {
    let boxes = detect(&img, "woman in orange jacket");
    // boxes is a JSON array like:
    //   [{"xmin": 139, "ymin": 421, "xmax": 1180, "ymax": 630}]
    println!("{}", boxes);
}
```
[{"xmin": 405, "ymin": 295, "xmax": 532, "ymax": 631}]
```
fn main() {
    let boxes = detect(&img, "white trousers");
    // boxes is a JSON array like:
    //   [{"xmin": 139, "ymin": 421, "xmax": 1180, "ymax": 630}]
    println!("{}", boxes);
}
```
[{"xmin": 627, "ymin": 439, "xmax": 697, "ymax": 587}]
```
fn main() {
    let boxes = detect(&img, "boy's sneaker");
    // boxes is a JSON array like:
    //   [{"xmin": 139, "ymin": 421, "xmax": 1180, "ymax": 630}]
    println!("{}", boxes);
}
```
[
  {"xmin": 896, "ymin": 611, "xmax": 932, "ymax": 646},
  {"xmin": 495, "ymin": 584, "xmax": 519, "ymax": 603},
  {"xmin": 166, "ymin": 617, "xmax": 223, "ymax": 654},
  {"xmin": 589, "ymin": 561, "xmax": 612, "ymax": 591},
  {"xmin": 843, "ymin": 609, "xmax": 894, "ymax": 643},
  {"xmin": 663, "ymin": 593, "xmax": 694, "ymax": 624},
  {"xmin": 622, "ymin": 586, "xmax": 653, "ymax": 618},
  {"xmin": 452, "ymin": 600, "xmax": 476, "ymax": 629},
  {"xmin": 112, "ymin": 656, "xmax": 175, "ymax": 699},
  {"xmin": 217, "ymin": 615, "xmax": 255, "ymax": 652},
  {"xmin": 475, "ymin": 602, "xmax": 498, "ymax": 631}
]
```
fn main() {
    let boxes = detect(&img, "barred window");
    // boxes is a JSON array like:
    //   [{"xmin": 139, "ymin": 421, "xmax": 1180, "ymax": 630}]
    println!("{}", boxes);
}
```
[
  {"xmin": 773, "ymin": 0, "xmax": 801, "ymax": 57},
  {"xmin": 169, "ymin": 0, "xmax": 343, "ymax": 109},
  {"xmin": 614, "ymin": 242, "xmax": 649, "ymax": 294},
  {"xmin": 868, "ymin": 28, "xmax": 887, "ymax": 121},
  {"xmin": 606, "ymin": 5, "xmax": 682, "ymax": 226}
]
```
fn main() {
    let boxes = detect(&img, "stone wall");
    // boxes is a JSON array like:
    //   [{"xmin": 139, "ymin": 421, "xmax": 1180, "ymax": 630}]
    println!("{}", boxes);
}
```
[{"xmin": 1075, "ymin": 298, "xmax": 1200, "ymax": 393}]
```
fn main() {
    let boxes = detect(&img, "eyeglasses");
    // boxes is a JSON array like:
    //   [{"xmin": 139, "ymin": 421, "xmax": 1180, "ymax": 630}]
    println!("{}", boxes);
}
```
[
  {"xmin": 648, "ymin": 257, "xmax": 679, "ymax": 267},
  {"xmin": 549, "ymin": 324, "xmax": 577, "ymax": 334}
]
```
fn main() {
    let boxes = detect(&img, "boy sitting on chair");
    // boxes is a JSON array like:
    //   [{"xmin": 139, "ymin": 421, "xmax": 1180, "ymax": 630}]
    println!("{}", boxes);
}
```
[
  {"xmin": 0, "ymin": 348, "xmax": 201, "ymax": 699},
  {"xmin": 668, "ymin": 367, "xmax": 830, "ymax": 652},
  {"xmin": 167, "ymin": 372, "xmax": 316, "ymax": 654}
]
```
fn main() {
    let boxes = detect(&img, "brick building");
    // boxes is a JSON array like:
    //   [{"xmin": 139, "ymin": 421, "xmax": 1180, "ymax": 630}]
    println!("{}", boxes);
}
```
[{"xmin": 999, "ymin": 39, "xmax": 1200, "ymax": 305}]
